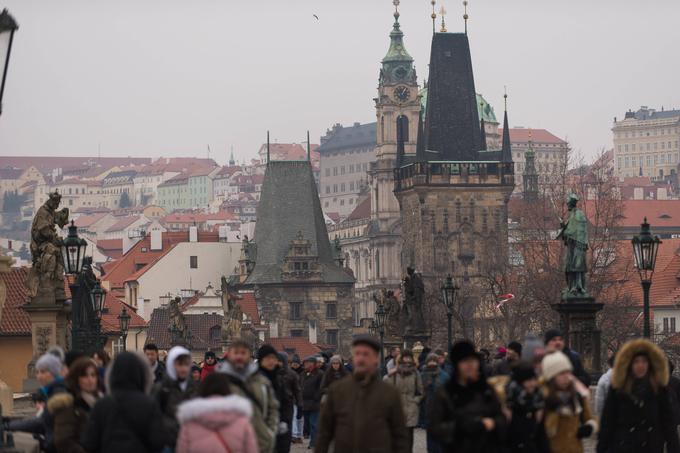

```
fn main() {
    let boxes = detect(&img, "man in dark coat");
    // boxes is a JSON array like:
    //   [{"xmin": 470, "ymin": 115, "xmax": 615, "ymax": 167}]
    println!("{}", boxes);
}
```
[
  {"xmin": 82, "ymin": 352, "xmax": 168, "ymax": 453},
  {"xmin": 544, "ymin": 329, "xmax": 591, "ymax": 386},
  {"xmin": 143, "ymin": 343, "xmax": 166, "ymax": 384},
  {"xmin": 152, "ymin": 346, "xmax": 198, "ymax": 448},
  {"xmin": 276, "ymin": 351, "xmax": 303, "ymax": 453},
  {"xmin": 428, "ymin": 340, "xmax": 506, "ymax": 453},
  {"xmin": 315, "ymin": 334, "xmax": 408, "ymax": 453},
  {"xmin": 597, "ymin": 339, "xmax": 680, "ymax": 453},
  {"xmin": 288, "ymin": 354, "xmax": 304, "ymax": 443},
  {"xmin": 301, "ymin": 355, "xmax": 323, "ymax": 449}
]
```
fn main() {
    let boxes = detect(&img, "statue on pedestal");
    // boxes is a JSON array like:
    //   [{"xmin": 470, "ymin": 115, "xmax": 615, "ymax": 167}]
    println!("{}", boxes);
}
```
[
  {"xmin": 556, "ymin": 193, "xmax": 589, "ymax": 297},
  {"xmin": 25, "ymin": 192, "xmax": 70, "ymax": 302},
  {"xmin": 220, "ymin": 276, "xmax": 243, "ymax": 346},
  {"xmin": 403, "ymin": 266, "xmax": 426, "ymax": 334}
]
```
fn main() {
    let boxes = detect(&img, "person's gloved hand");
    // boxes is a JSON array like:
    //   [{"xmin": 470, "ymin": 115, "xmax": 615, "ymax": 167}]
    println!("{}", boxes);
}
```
[{"xmin": 576, "ymin": 424, "xmax": 593, "ymax": 439}]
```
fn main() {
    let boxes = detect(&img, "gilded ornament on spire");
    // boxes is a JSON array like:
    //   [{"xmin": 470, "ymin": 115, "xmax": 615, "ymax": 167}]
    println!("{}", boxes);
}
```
[
  {"xmin": 463, "ymin": 1, "xmax": 469, "ymax": 35},
  {"xmin": 439, "ymin": 4, "xmax": 447, "ymax": 32},
  {"xmin": 431, "ymin": 0, "xmax": 437, "ymax": 34}
]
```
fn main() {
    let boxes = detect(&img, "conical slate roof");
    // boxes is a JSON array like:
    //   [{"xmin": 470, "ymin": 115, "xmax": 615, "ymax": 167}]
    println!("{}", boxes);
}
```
[{"xmin": 246, "ymin": 160, "xmax": 353, "ymax": 285}]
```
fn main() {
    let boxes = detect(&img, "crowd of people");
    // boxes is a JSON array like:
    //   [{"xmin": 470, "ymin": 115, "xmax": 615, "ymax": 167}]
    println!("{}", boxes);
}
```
[{"xmin": 3, "ymin": 328, "xmax": 680, "ymax": 453}]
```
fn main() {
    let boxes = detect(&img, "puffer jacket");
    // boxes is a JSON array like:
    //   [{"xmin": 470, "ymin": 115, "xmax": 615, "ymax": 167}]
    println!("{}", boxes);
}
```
[
  {"xmin": 217, "ymin": 360, "xmax": 279, "ymax": 453},
  {"xmin": 176, "ymin": 395, "xmax": 259, "ymax": 453},
  {"xmin": 597, "ymin": 338, "xmax": 680, "ymax": 453}
]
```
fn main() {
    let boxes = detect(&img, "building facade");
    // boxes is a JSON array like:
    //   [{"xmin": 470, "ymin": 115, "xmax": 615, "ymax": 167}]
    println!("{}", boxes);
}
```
[
  {"xmin": 242, "ymin": 160, "xmax": 355, "ymax": 354},
  {"xmin": 613, "ymin": 106, "xmax": 680, "ymax": 180},
  {"xmin": 507, "ymin": 128, "xmax": 569, "ymax": 192}
]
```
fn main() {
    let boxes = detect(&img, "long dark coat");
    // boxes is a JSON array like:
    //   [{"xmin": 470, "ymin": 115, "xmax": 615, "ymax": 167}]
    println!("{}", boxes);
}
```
[
  {"xmin": 597, "ymin": 339, "xmax": 680, "ymax": 453},
  {"xmin": 428, "ymin": 376, "xmax": 506, "ymax": 453}
]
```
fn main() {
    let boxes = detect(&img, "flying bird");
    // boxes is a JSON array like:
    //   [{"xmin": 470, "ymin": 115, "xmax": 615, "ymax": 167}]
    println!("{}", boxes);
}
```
[{"xmin": 313, "ymin": 14, "xmax": 319, "ymax": 20}]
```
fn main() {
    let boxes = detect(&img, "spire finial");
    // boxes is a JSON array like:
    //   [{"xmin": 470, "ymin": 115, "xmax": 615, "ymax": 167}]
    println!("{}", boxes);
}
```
[
  {"xmin": 266, "ymin": 131, "xmax": 270, "ymax": 164},
  {"xmin": 528, "ymin": 128, "xmax": 533, "ymax": 148},
  {"xmin": 393, "ymin": 0, "xmax": 400, "ymax": 19},
  {"xmin": 503, "ymin": 85, "xmax": 508, "ymax": 111},
  {"xmin": 431, "ymin": 0, "xmax": 437, "ymax": 35},
  {"xmin": 439, "ymin": 3, "xmax": 447, "ymax": 32},
  {"xmin": 463, "ymin": 1, "xmax": 468, "ymax": 35},
  {"xmin": 307, "ymin": 130, "xmax": 311, "ymax": 162}
]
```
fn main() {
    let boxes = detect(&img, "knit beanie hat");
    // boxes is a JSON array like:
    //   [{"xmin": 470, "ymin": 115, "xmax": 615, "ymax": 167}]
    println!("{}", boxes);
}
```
[
  {"xmin": 36, "ymin": 353, "xmax": 63, "ymax": 378},
  {"xmin": 330, "ymin": 354, "xmax": 343, "ymax": 364},
  {"xmin": 425, "ymin": 353, "xmax": 440, "ymax": 365},
  {"xmin": 257, "ymin": 344, "xmax": 278, "ymax": 361},
  {"xmin": 541, "ymin": 351, "xmax": 573, "ymax": 381},
  {"xmin": 204, "ymin": 350, "xmax": 216, "ymax": 360},
  {"xmin": 291, "ymin": 354, "xmax": 301, "ymax": 364}
]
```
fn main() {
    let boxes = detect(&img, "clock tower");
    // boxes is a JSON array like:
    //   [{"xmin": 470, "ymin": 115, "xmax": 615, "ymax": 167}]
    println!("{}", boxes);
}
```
[{"xmin": 371, "ymin": 1, "xmax": 420, "ymax": 228}]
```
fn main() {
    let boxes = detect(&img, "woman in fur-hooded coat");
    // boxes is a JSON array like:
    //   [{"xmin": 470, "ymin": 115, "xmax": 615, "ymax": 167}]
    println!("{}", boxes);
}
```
[{"xmin": 597, "ymin": 338, "xmax": 680, "ymax": 453}]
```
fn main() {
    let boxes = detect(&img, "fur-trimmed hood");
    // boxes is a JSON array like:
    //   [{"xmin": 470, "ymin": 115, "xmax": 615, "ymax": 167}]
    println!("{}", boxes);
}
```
[
  {"xmin": 105, "ymin": 351, "xmax": 155, "ymax": 395},
  {"xmin": 47, "ymin": 392, "xmax": 74, "ymax": 414},
  {"xmin": 177, "ymin": 395, "xmax": 253, "ymax": 424},
  {"xmin": 612, "ymin": 338, "xmax": 669, "ymax": 391}
]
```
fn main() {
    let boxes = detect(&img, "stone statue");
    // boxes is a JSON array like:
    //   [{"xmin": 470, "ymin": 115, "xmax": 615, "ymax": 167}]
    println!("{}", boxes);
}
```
[
  {"xmin": 403, "ymin": 267, "xmax": 426, "ymax": 333},
  {"xmin": 26, "ymin": 192, "xmax": 70, "ymax": 301},
  {"xmin": 557, "ymin": 193, "xmax": 589, "ymax": 297},
  {"xmin": 381, "ymin": 289, "xmax": 402, "ymax": 338},
  {"xmin": 220, "ymin": 276, "xmax": 243, "ymax": 343}
]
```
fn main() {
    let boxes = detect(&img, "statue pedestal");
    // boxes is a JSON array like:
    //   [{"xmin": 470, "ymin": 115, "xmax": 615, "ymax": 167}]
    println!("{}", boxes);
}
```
[
  {"xmin": 552, "ymin": 295, "xmax": 604, "ymax": 376},
  {"xmin": 22, "ymin": 296, "xmax": 69, "ymax": 393},
  {"xmin": 402, "ymin": 332, "xmax": 431, "ymax": 350}
]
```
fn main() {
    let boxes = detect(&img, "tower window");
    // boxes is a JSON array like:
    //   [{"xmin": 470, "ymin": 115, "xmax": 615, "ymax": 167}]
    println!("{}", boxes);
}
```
[
  {"xmin": 326, "ymin": 302, "xmax": 337, "ymax": 319},
  {"xmin": 326, "ymin": 329, "xmax": 339, "ymax": 347},
  {"xmin": 397, "ymin": 115, "xmax": 409, "ymax": 143},
  {"xmin": 289, "ymin": 302, "xmax": 302, "ymax": 320}
]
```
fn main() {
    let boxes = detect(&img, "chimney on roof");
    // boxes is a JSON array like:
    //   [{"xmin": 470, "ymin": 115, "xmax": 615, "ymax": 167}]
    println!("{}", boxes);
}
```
[{"xmin": 150, "ymin": 229, "xmax": 162, "ymax": 251}]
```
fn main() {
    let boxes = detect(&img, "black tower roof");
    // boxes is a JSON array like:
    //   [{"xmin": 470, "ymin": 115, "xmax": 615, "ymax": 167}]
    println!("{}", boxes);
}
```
[
  {"xmin": 245, "ymin": 161, "xmax": 354, "ymax": 285},
  {"xmin": 421, "ymin": 33, "xmax": 482, "ymax": 161}
]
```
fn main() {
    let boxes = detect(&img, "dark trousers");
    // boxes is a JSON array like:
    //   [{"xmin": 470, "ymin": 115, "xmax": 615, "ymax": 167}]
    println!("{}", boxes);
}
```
[
  {"xmin": 276, "ymin": 431, "xmax": 292, "ymax": 453},
  {"xmin": 426, "ymin": 429, "xmax": 442, "ymax": 453},
  {"xmin": 303, "ymin": 411, "xmax": 311, "ymax": 437},
  {"xmin": 405, "ymin": 427, "xmax": 414, "ymax": 452},
  {"xmin": 306, "ymin": 411, "xmax": 319, "ymax": 447}
]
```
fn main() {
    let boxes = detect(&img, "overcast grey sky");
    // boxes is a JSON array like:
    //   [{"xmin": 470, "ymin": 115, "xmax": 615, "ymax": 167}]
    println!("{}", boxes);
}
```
[{"xmin": 0, "ymin": 0, "xmax": 678, "ymax": 165}]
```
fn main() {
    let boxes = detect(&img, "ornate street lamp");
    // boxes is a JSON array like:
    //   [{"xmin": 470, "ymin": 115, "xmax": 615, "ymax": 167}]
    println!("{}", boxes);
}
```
[
  {"xmin": 368, "ymin": 319, "xmax": 377, "ymax": 336},
  {"xmin": 632, "ymin": 217, "xmax": 662, "ymax": 338},
  {"xmin": 440, "ymin": 274, "xmax": 459, "ymax": 350},
  {"xmin": 374, "ymin": 301, "xmax": 387, "ymax": 372},
  {"xmin": 61, "ymin": 221, "xmax": 88, "ymax": 275},
  {"xmin": 0, "ymin": 9, "xmax": 18, "ymax": 116},
  {"xmin": 118, "ymin": 306, "xmax": 131, "ymax": 352},
  {"xmin": 90, "ymin": 281, "xmax": 106, "ymax": 316}
]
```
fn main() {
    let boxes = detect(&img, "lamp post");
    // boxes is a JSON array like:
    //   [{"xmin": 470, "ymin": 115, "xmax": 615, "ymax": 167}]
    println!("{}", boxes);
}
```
[
  {"xmin": 440, "ymin": 274, "xmax": 459, "ymax": 350},
  {"xmin": 0, "ymin": 9, "xmax": 18, "ymax": 116},
  {"xmin": 632, "ymin": 217, "xmax": 661, "ymax": 338},
  {"xmin": 368, "ymin": 319, "xmax": 377, "ymax": 336},
  {"xmin": 118, "ymin": 306, "xmax": 131, "ymax": 352},
  {"xmin": 62, "ymin": 221, "xmax": 106, "ymax": 354},
  {"xmin": 374, "ymin": 302, "xmax": 387, "ymax": 372}
]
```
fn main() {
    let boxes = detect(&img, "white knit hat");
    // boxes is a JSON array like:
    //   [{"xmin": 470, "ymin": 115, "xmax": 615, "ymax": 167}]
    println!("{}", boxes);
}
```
[{"xmin": 541, "ymin": 351, "xmax": 573, "ymax": 381}]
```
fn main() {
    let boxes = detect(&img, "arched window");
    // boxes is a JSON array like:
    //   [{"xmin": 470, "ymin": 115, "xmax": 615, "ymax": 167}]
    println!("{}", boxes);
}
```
[
  {"xmin": 397, "ymin": 115, "xmax": 409, "ymax": 143},
  {"xmin": 380, "ymin": 116, "xmax": 385, "ymax": 143}
]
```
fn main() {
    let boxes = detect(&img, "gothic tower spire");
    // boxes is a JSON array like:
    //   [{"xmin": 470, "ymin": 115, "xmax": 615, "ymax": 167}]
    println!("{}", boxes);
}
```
[{"xmin": 501, "ymin": 92, "xmax": 513, "ymax": 163}]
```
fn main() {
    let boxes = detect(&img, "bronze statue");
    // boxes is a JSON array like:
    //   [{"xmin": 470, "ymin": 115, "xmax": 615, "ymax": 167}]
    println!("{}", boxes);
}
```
[
  {"xmin": 220, "ymin": 276, "xmax": 243, "ymax": 343},
  {"xmin": 403, "ymin": 266, "xmax": 426, "ymax": 333},
  {"xmin": 26, "ymin": 192, "xmax": 70, "ymax": 301},
  {"xmin": 557, "ymin": 193, "xmax": 589, "ymax": 297}
]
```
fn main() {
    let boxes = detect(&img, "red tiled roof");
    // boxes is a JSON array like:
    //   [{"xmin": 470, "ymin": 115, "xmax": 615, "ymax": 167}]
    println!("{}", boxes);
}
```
[
  {"xmin": 347, "ymin": 197, "xmax": 371, "ymax": 221},
  {"xmin": 267, "ymin": 337, "xmax": 322, "ymax": 359},
  {"xmin": 96, "ymin": 239, "xmax": 123, "ymax": 259},
  {"xmin": 0, "ymin": 157, "xmax": 152, "ymax": 175},
  {"xmin": 584, "ymin": 200, "xmax": 680, "ymax": 228},
  {"xmin": 100, "ymin": 292, "xmax": 146, "ymax": 333},
  {"xmin": 74, "ymin": 213, "xmax": 108, "ymax": 228},
  {"xmin": 146, "ymin": 307, "xmax": 222, "ymax": 351},
  {"xmin": 103, "ymin": 231, "xmax": 221, "ymax": 289},
  {"xmin": 0, "ymin": 267, "xmax": 31, "ymax": 335},
  {"xmin": 236, "ymin": 293, "xmax": 260, "ymax": 325},
  {"xmin": 620, "ymin": 176, "xmax": 655, "ymax": 188},
  {"xmin": 104, "ymin": 216, "xmax": 143, "ymax": 233},
  {"xmin": 216, "ymin": 166, "xmax": 242, "ymax": 177},
  {"xmin": 500, "ymin": 128, "xmax": 567, "ymax": 145}
]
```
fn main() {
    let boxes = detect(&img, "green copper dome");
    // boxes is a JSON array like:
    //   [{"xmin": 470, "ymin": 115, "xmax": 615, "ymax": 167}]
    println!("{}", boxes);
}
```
[
  {"xmin": 419, "ymin": 87, "xmax": 497, "ymax": 124},
  {"xmin": 380, "ymin": 13, "xmax": 415, "ymax": 85}
]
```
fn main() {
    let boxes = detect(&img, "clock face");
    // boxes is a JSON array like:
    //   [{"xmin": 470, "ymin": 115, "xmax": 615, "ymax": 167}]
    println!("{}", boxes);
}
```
[{"xmin": 394, "ymin": 86, "xmax": 410, "ymax": 102}]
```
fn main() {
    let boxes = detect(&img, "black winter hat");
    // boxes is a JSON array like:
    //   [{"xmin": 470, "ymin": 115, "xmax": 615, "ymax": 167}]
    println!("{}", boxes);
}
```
[
  {"xmin": 257, "ymin": 344, "xmax": 278, "ymax": 360},
  {"xmin": 508, "ymin": 341, "xmax": 523, "ymax": 355},
  {"xmin": 351, "ymin": 334, "xmax": 381, "ymax": 353},
  {"xmin": 204, "ymin": 350, "xmax": 216, "ymax": 360},
  {"xmin": 511, "ymin": 362, "xmax": 537, "ymax": 384},
  {"xmin": 544, "ymin": 329, "xmax": 563, "ymax": 344},
  {"xmin": 449, "ymin": 340, "xmax": 479, "ymax": 366},
  {"xmin": 291, "ymin": 354, "xmax": 301, "ymax": 364}
]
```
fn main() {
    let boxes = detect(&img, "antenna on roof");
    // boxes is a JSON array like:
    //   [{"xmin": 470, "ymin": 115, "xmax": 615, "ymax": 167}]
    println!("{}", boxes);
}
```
[
  {"xmin": 207, "ymin": 144, "xmax": 211, "ymax": 160},
  {"xmin": 307, "ymin": 130, "xmax": 311, "ymax": 161},
  {"xmin": 266, "ymin": 131, "xmax": 270, "ymax": 164}
]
